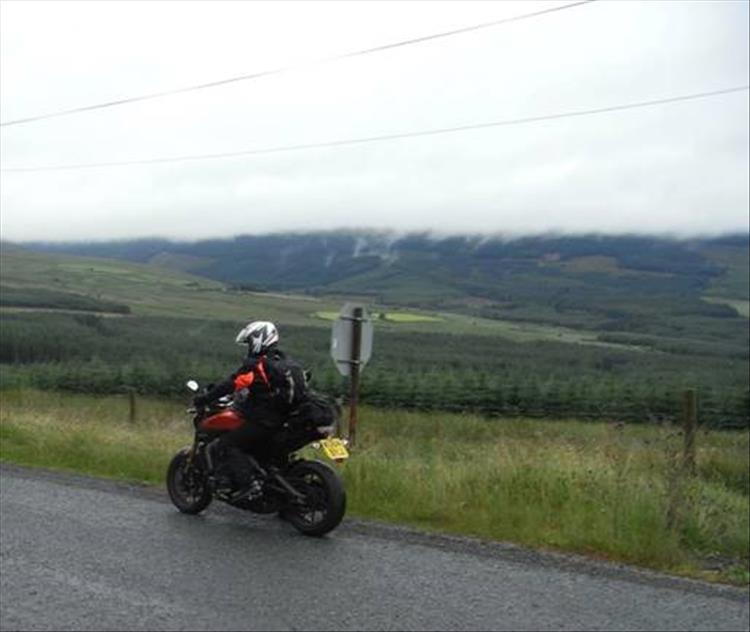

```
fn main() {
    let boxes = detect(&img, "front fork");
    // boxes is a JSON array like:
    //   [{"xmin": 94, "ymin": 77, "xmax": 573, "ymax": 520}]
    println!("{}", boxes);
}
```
[
  {"xmin": 186, "ymin": 436, "xmax": 201, "ymax": 467},
  {"xmin": 185, "ymin": 436, "xmax": 214, "ymax": 489}
]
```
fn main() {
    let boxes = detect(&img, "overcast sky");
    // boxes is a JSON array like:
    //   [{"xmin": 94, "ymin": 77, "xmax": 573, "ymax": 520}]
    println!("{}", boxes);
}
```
[{"xmin": 1, "ymin": 0, "xmax": 748, "ymax": 242}]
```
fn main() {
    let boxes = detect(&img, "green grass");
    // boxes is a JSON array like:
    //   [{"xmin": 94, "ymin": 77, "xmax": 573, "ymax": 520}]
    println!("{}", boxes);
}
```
[
  {"xmin": 0, "ymin": 391, "xmax": 184, "ymax": 483},
  {"xmin": 344, "ymin": 410, "xmax": 749, "ymax": 575},
  {"xmin": 1, "ymin": 390, "xmax": 747, "ymax": 585}
]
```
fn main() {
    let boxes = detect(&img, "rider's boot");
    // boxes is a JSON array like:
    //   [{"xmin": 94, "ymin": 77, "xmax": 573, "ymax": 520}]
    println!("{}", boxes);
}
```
[{"xmin": 225, "ymin": 447, "xmax": 263, "ymax": 501}]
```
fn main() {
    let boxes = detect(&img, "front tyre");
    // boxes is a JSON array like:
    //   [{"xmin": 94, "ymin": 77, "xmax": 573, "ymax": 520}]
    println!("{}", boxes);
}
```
[
  {"xmin": 283, "ymin": 460, "xmax": 346, "ymax": 536},
  {"xmin": 167, "ymin": 447, "xmax": 213, "ymax": 514}
]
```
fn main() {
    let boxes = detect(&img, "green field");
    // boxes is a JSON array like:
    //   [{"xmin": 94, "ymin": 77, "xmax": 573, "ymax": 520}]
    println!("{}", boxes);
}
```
[
  {"xmin": 0, "ymin": 248, "xmax": 330, "ymax": 326},
  {"xmin": 1, "ymin": 247, "xmax": 748, "ymax": 426},
  {"xmin": 381, "ymin": 312, "xmax": 443, "ymax": 323},
  {"xmin": 1, "ymin": 390, "xmax": 747, "ymax": 585},
  {"xmin": 0, "ymin": 247, "xmax": 669, "ymax": 349},
  {"xmin": 314, "ymin": 310, "xmax": 443, "ymax": 323}
]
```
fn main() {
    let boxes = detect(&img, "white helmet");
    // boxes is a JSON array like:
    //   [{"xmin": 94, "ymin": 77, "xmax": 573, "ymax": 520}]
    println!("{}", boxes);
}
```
[{"xmin": 235, "ymin": 321, "xmax": 279, "ymax": 354}]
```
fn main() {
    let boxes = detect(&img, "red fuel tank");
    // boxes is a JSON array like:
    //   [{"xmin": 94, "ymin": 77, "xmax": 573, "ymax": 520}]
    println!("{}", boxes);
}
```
[{"xmin": 199, "ymin": 409, "xmax": 244, "ymax": 433}]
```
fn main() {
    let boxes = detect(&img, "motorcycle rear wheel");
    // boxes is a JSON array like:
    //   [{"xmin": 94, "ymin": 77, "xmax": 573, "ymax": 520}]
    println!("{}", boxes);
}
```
[
  {"xmin": 167, "ymin": 447, "xmax": 213, "ymax": 514},
  {"xmin": 282, "ymin": 460, "xmax": 346, "ymax": 536}
]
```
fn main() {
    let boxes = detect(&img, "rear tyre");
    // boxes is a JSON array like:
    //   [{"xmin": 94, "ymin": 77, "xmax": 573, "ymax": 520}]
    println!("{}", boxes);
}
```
[
  {"xmin": 166, "ymin": 447, "xmax": 213, "ymax": 514},
  {"xmin": 282, "ymin": 460, "xmax": 346, "ymax": 536}
]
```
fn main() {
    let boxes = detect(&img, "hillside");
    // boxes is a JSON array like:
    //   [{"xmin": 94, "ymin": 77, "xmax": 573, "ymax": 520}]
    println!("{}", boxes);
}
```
[
  {"xmin": 0, "ymin": 242, "xmax": 748, "ymax": 425},
  {"xmin": 15, "ymin": 232, "xmax": 750, "ymax": 356},
  {"xmin": 18, "ymin": 231, "xmax": 748, "ymax": 295}
]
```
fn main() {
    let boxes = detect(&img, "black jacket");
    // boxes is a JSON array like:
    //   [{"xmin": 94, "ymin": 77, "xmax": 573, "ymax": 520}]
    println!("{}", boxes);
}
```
[{"xmin": 197, "ymin": 347, "xmax": 290, "ymax": 427}]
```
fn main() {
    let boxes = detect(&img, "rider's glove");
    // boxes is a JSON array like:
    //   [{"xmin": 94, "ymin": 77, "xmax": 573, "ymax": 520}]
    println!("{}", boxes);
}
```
[{"xmin": 192, "ymin": 394, "xmax": 209, "ymax": 408}]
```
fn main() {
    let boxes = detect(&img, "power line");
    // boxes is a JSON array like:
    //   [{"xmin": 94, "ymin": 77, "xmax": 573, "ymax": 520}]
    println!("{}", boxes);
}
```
[
  {"xmin": 2, "ymin": 85, "xmax": 747, "ymax": 173},
  {"xmin": 0, "ymin": 1, "xmax": 596, "ymax": 128}
]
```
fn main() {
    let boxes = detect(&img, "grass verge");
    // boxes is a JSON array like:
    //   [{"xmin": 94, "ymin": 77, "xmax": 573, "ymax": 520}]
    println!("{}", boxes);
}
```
[{"xmin": 1, "ymin": 390, "xmax": 748, "ymax": 586}]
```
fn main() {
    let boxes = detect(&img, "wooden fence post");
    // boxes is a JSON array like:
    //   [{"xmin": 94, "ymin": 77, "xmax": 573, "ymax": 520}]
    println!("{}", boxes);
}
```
[
  {"xmin": 128, "ymin": 390, "xmax": 137, "ymax": 424},
  {"xmin": 682, "ymin": 389, "xmax": 697, "ymax": 475}
]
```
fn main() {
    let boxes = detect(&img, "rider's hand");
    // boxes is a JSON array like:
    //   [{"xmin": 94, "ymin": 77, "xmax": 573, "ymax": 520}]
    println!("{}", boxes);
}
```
[{"xmin": 192, "ymin": 394, "xmax": 208, "ymax": 408}]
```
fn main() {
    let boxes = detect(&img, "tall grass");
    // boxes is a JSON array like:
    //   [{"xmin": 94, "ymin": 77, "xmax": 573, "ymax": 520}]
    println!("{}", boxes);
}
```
[
  {"xmin": 0, "ymin": 390, "xmax": 191, "ymax": 484},
  {"xmin": 343, "ymin": 410, "xmax": 749, "ymax": 573},
  {"xmin": 1, "ymin": 390, "xmax": 747, "ymax": 584}
]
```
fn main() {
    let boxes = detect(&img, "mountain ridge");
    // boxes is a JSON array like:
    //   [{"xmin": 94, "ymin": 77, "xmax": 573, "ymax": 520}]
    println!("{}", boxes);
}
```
[{"xmin": 8, "ymin": 231, "xmax": 748, "ymax": 326}]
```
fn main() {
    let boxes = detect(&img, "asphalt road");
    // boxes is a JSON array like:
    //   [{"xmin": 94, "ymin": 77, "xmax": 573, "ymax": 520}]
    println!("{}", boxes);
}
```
[{"xmin": 1, "ymin": 464, "xmax": 748, "ymax": 631}]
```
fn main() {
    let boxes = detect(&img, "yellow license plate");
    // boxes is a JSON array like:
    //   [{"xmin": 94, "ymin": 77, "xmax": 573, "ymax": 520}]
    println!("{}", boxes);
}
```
[{"xmin": 320, "ymin": 438, "xmax": 349, "ymax": 461}]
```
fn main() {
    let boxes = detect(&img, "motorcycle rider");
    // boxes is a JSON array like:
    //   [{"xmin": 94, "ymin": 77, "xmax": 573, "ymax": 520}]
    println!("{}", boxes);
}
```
[{"xmin": 192, "ymin": 320, "xmax": 301, "ymax": 496}]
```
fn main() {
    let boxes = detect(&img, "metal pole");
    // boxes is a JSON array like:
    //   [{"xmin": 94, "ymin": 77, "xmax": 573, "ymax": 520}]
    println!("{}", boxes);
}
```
[{"xmin": 348, "ymin": 307, "xmax": 363, "ymax": 447}]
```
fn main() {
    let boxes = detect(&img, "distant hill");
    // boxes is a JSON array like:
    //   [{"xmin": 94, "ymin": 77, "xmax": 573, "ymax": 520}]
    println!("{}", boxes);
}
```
[{"xmin": 14, "ymin": 231, "xmax": 750, "ymax": 350}]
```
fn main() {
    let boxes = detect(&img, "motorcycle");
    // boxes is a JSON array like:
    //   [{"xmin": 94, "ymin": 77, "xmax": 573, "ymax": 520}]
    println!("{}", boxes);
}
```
[{"xmin": 166, "ymin": 380, "xmax": 349, "ymax": 536}]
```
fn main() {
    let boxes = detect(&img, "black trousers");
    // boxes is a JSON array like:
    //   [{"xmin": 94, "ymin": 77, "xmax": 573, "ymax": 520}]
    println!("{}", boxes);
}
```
[
  {"xmin": 218, "ymin": 417, "xmax": 274, "ymax": 452},
  {"xmin": 215, "ymin": 416, "xmax": 276, "ymax": 487}
]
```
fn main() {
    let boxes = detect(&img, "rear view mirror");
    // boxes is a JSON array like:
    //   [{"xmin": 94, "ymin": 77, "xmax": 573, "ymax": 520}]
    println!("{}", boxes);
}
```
[{"xmin": 186, "ymin": 380, "xmax": 199, "ymax": 392}]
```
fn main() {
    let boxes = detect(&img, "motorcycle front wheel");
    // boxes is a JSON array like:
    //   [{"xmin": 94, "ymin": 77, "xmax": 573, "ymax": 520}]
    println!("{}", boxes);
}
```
[
  {"xmin": 167, "ymin": 447, "xmax": 213, "ymax": 514},
  {"xmin": 282, "ymin": 460, "xmax": 346, "ymax": 536}
]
